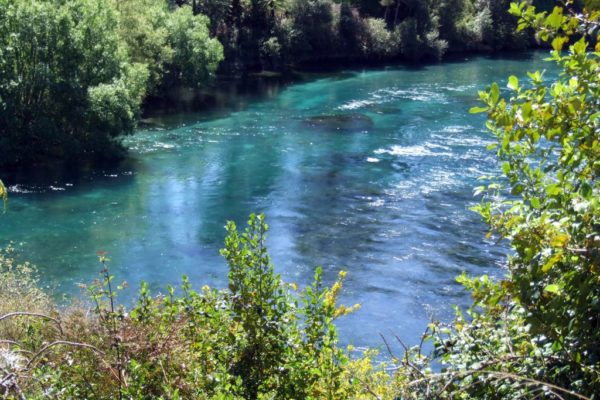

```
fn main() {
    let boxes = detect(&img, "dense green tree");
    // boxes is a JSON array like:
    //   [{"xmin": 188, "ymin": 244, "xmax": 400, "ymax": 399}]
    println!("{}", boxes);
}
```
[
  {"xmin": 339, "ymin": 3, "xmax": 364, "ymax": 57},
  {"xmin": 362, "ymin": 18, "xmax": 398, "ymax": 58},
  {"xmin": 484, "ymin": 0, "xmax": 529, "ymax": 50},
  {"xmin": 164, "ymin": 6, "xmax": 224, "ymax": 87},
  {"xmin": 438, "ymin": 0, "xmax": 468, "ymax": 47},
  {"xmin": 113, "ymin": 0, "xmax": 224, "ymax": 90},
  {"xmin": 0, "ymin": 0, "xmax": 222, "ymax": 167},
  {"xmin": 288, "ymin": 0, "xmax": 337, "ymax": 62},
  {"xmin": 0, "ymin": 0, "xmax": 144, "ymax": 166},
  {"xmin": 195, "ymin": 0, "xmax": 231, "ymax": 34},
  {"xmin": 116, "ymin": 0, "xmax": 173, "ymax": 93}
]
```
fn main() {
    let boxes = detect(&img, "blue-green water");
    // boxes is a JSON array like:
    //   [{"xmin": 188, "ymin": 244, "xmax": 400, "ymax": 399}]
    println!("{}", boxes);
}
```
[{"xmin": 1, "ymin": 53, "xmax": 554, "ymax": 349}]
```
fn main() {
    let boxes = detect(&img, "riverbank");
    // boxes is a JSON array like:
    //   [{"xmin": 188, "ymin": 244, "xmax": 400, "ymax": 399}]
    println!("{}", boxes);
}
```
[{"xmin": 141, "ymin": 49, "xmax": 542, "ymax": 118}]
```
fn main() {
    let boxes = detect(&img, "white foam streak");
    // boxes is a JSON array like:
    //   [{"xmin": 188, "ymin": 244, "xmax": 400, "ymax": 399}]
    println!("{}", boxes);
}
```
[{"xmin": 374, "ymin": 145, "xmax": 452, "ymax": 157}]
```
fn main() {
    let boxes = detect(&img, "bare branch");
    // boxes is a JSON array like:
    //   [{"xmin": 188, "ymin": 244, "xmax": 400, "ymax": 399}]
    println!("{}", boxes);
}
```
[
  {"xmin": 25, "ymin": 341, "xmax": 105, "ymax": 370},
  {"xmin": 0, "ymin": 312, "xmax": 64, "ymax": 334},
  {"xmin": 379, "ymin": 333, "xmax": 397, "ymax": 361},
  {"xmin": 408, "ymin": 370, "xmax": 591, "ymax": 400}
]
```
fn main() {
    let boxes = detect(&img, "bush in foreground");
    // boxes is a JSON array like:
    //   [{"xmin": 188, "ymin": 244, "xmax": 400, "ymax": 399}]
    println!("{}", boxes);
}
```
[{"xmin": 0, "ymin": 216, "xmax": 387, "ymax": 399}]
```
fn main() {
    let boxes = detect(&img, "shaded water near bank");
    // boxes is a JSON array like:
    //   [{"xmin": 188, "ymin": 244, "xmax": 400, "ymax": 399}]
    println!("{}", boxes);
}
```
[{"xmin": 0, "ymin": 52, "xmax": 556, "ymax": 350}]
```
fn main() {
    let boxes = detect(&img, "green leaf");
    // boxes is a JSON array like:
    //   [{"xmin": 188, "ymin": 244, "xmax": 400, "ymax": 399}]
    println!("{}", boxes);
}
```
[
  {"xmin": 546, "ymin": 184, "xmax": 562, "ymax": 196},
  {"xmin": 0, "ymin": 179, "xmax": 6, "ymax": 212},
  {"xmin": 543, "ymin": 253, "xmax": 561, "ymax": 273},
  {"xmin": 580, "ymin": 182, "xmax": 592, "ymax": 199},
  {"xmin": 551, "ymin": 234, "xmax": 569, "ymax": 248},
  {"xmin": 507, "ymin": 75, "xmax": 519, "ymax": 91},
  {"xmin": 527, "ymin": 70, "xmax": 543, "ymax": 83},
  {"xmin": 521, "ymin": 101, "xmax": 532, "ymax": 119},
  {"xmin": 546, "ymin": 7, "xmax": 564, "ymax": 29},
  {"xmin": 572, "ymin": 38, "xmax": 588, "ymax": 54},
  {"xmin": 490, "ymin": 83, "xmax": 500, "ymax": 105},
  {"xmin": 511, "ymin": 184, "xmax": 524, "ymax": 195},
  {"xmin": 508, "ymin": 2, "xmax": 522, "ymax": 16},
  {"xmin": 552, "ymin": 36, "xmax": 567, "ymax": 51},
  {"xmin": 470, "ymin": 106, "xmax": 489, "ymax": 114},
  {"xmin": 544, "ymin": 284, "xmax": 561, "ymax": 295}
]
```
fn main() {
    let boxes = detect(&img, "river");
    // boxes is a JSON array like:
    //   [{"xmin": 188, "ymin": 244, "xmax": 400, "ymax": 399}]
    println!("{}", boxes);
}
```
[{"xmin": 0, "ymin": 52, "xmax": 555, "ymax": 350}]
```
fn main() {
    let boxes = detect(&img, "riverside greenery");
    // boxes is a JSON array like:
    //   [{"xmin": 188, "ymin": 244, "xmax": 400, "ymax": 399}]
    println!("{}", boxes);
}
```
[
  {"xmin": 0, "ymin": 0, "xmax": 223, "ymax": 167},
  {"xmin": 1, "ymin": 1, "xmax": 599, "ymax": 399},
  {"xmin": 0, "ymin": 0, "xmax": 560, "ymax": 168}
]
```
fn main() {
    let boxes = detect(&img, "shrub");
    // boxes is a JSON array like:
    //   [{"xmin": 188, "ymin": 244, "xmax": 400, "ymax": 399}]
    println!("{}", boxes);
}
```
[
  {"xmin": 362, "ymin": 18, "xmax": 400, "ymax": 59},
  {"xmin": 87, "ymin": 63, "xmax": 150, "ymax": 139},
  {"xmin": 259, "ymin": 36, "xmax": 283, "ymax": 70},
  {"xmin": 164, "ymin": 6, "xmax": 224, "ymax": 87},
  {"xmin": 0, "ymin": 215, "xmax": 370, "ymax": 399},
  {"xmin": 396, "ymin": 18, "xmax": 425, "ymax": 61},
  {"xmin": 0, "ymin": 0, "xmax": 141, "ymax": 166},
  {"xmin": 424, "ymin": 29, "xmax": 448, "ymax": 61},
  {"xmin": 289, "ymin": 0, "xmax": 338, "ymax": 62},
  {"xmin": 117, "ymin": 0, "xmax": 174, "ymax": 93},
  {"xmin": 437, "ymin": 2, "xmax": 600, "ymax": 398},
  {"xmin": 456, "ymin": 7, "xmax": 494, "ymax": 50},
  {"xmin": 0, "ymin": 246, "xmax": 53, "ymax": 341},
  {"xmin": 0, "ymin": 0, "xmax": 224, "ymax": 167}
]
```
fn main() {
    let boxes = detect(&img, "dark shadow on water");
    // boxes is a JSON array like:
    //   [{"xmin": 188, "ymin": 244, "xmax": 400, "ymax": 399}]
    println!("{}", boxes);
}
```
[
  {"xmin": 484, "ymin": 50, "xmax": 540, "ymax": 61},
  {"xmin": 128, "ymin": 50, "xmax": 542, "ymax": 149},
  {"xmin": 142, "ymin": 71, "xmax": 305, "ymax": 118},
  {"xmin": 442, "ymin": 49, "xmax": 539, "ymax": 64},
  {"xmin": 1, "ymin": 156, "xmax": 141, "ymax": 195}
]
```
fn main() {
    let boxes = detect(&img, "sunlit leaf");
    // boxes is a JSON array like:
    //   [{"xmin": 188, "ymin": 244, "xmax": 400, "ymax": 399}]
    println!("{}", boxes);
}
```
[
  {"xmin": 544, "ymin": 284, "xmax": 562, "ymax": 294},
  {"xmin": 508, "ymin": 75, "xmax": 519, "ymax": 91}
]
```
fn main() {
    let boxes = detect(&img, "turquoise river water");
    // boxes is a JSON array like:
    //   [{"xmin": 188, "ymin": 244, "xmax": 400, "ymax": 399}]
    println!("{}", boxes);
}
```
[{"xmin": 0, "ymin": 52, "xmax": 556, "ymax": 350}]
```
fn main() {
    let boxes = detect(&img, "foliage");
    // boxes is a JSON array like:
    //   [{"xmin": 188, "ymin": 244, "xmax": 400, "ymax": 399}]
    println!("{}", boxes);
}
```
[
  {"xmin": 190, "ymin": 0, "xmax": 533, "ymax": 71},
  {"xmin": 3, "ymin": 1, "xmax": 598, "ymax": 399},
  {"xmin": 221, "ymin": 214, "xmax": 292, "ymax": 398},
  {"xmin": 287, "ymin": 0, "xmax": 338, "ymax": 63},
  {"xmin": 0, "ymin": 0, "xmax": 541, "ymax": 168},
  {"xmin": 361, "ymin": 18, "xmax": 399, "ymax": 59},
  {"xmin": 116, "ymin": 0, "xmax": 174, "ymax": 93},
  {"xmin": 113, "ymin": 0, "xmax": 224, "ymax": 91},
  {"xmin": 0, "ymin": 246, "xmax": 53, "ymax": 341},
  {"xmin": 458, "ymin": 7, "xmax": 493, "ymax": 49},
  {"xmin": 260, "ymin": 37, "xmax": 283, "ymax": 70},
  {"xmin": 0, "ymin": 0, "xmax": 222, "ymax": 167},
  {"xmin": 0, "ymin": 180, "xmax": 6, "ymax": 211},
  {"xmin": 164, "ymin": 6, "xmax": 224, "ymax": 87},
  {"xmin": 87, "ymin": 63, "xmax": 150, "ymax": 139},
  {"xmin": 460, "ymin": 1, "xmax": 600, "ymax": 397},
  {"xmin": 0, "ymin": 215, "xmax": 375, "ymax": 399},
  {"xmin": 0, "ymin": 0, "xmax": 132, "ymax": 166}
]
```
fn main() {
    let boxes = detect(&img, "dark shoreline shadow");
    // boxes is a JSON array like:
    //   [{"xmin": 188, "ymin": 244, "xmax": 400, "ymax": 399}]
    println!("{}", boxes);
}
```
[{"xmin": 0, "ymin": 156, "xmax": 141, "ymax": 194}]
